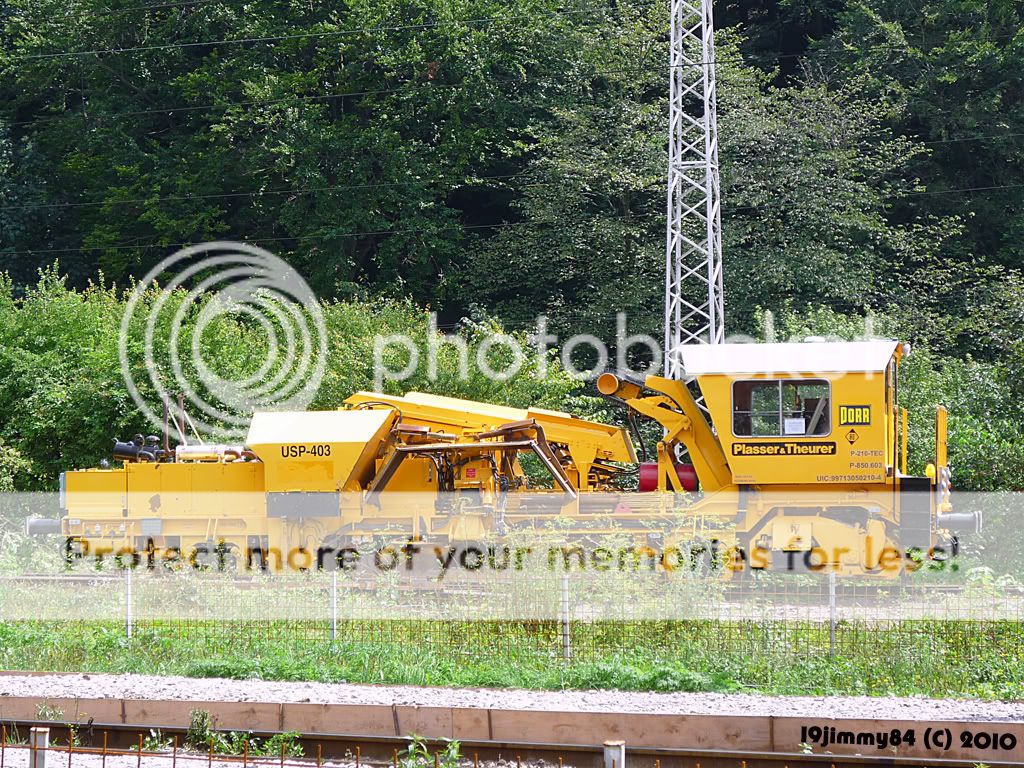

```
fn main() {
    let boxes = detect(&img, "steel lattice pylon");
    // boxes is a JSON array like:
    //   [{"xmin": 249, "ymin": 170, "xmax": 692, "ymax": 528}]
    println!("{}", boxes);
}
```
[{"xmin": 664, "ymin": 0, "xmax": 724, "ymax": 378}]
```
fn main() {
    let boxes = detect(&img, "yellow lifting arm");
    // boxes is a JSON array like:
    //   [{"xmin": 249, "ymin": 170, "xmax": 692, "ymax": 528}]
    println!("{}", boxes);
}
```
[
  {"xmin": 344, "ymin": 390, "xmax": 636, "ymax": 491},
  {"xmin": 597, "ymin": 373, "xmax": 733, "ymax": 493}
]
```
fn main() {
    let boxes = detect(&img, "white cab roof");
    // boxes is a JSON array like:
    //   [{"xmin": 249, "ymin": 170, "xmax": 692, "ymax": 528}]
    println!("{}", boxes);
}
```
[
  {"xmin": 247, "ymin": 409, "xmax": 393, "ymax": 445},
  {"xmin": 678, "ymin": 340, "xmax": 901, "ymax": 376}
]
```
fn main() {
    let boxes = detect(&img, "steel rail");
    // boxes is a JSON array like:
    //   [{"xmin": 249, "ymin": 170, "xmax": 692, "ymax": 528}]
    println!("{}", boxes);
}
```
[{"xmin": 1, "ymin": 719, "xmax": 1018, "ymax": 768}]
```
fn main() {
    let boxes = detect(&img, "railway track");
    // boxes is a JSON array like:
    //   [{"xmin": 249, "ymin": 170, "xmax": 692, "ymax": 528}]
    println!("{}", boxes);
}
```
[
  {"xmin": 2, "ymin": 719, "xmax": 1018, "ymax": 768},
  {"xmin": 0, "ymin": 674, "xmax": 1020, "ymax": 766}
]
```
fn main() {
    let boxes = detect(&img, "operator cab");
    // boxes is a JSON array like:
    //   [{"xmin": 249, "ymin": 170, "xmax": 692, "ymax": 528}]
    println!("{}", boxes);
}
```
[{"xmin": 680, "ymin": 340, "xmax": 904, "ymax": 486}]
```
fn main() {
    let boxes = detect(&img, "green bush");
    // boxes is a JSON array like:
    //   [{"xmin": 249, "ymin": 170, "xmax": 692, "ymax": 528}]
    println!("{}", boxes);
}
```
[
  {"xmin": 758, "ymin": 304, "xmax": 1024, "ymax": 490},
  {"xmin": 0, "ymin": 268, "xmax": 581, "ymax": 490},
  {"xmin": 4, "ymin": 270, "xmax": 1024, "ymax": 511}
]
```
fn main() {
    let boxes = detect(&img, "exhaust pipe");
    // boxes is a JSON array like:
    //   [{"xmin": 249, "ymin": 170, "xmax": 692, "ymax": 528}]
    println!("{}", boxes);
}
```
[
  {"xmin": 25, "ymin": 517, "xmax": 62, "ymax": 536},
  {"xmin": 937, "ymin": 510, "xmax": 982, "ymax": 534},
  {"xmin": 113, "ymin": 434, "xmax": 164, "ymax": 463}
]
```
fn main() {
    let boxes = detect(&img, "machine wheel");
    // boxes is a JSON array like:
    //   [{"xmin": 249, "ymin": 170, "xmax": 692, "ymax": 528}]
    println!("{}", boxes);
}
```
[{"xmin": 61, "ymin": 537, "xmax": 82, "ymax": 566}]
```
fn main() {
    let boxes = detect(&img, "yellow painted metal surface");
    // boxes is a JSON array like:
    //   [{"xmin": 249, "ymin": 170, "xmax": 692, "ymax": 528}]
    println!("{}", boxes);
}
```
[
  {"xmin": 699, "ymin": 370, "xmax": 891, "ymax": 485},
  {"xmin": 345, "ymin": 390, "xmax": 636, "ymax": 491},
  {"xmin": 596, "ymin": 372, "xmax": 731, "ymax": 492},
  {"xmin": 345, "ymin": 391, "xmax": 634, "ymax": 459},
  {"xmin": 247, "ymin": 409, "xmax": 397, "ymax": 492},
  {"xmin": 935, "ymin": 405, "xmax": 948, "ymax": 468}
]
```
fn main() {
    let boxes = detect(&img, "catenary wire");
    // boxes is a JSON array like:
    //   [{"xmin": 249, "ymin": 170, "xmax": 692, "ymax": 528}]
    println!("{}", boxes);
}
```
[
  {"xmin": 3, "ymin": 180, "xmax": 1023, "ymax": 258},
  {"xmin": 3, "ymin": 5, "xmax": 614, "ymax": 62}
]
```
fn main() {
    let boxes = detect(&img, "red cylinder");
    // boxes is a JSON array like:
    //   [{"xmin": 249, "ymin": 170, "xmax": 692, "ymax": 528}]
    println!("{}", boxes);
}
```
[{"xmin": 638, "ymin": 462, "xmax": 698, "ymax": 492}]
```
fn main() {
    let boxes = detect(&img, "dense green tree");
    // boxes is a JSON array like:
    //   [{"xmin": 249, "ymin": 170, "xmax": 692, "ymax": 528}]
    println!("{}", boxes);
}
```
[
  {"xmin": 4, "ymin": 0, "xmax": 1024, "ymax": 503},
  {"xmin": 466, "ymin": 22, "xmax": 958, "ymax": 344},
  {"xmin": 4, "ymin": 0, "xmax": 1023, "ymax": 356},
  {"xmin": 719, "ymin": 65, "xmax": 959, "ymax": 325},
  {"xmin": 0, "ymin": 0, "xmax": 600, "ymax": 301},
  {"xmin": 460, "ymin": 1, "xmax": 666, "ymax": 343},
  {"xmin": 713, "ymin": 0, "xmax": 1024, "ymax": 357}
]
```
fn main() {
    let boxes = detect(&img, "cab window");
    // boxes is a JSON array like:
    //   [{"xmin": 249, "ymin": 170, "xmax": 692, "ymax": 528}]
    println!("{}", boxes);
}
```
[{"xmin": 732, "ymin": 380, "xmax": 831, "ymax": 437}]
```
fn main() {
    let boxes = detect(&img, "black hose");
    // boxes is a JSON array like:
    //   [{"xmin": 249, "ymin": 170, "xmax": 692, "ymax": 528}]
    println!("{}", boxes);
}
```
[
  {"xmin": 593, "ymin": 386, "xmax": 648, "ymax": 466},
  {"xmin": 627, "ymin": 410, "xmax": 648, "ymax": 463},
  {"xmin": 352, "ymin": 400, "xmax": 404, "ymax": 423}
]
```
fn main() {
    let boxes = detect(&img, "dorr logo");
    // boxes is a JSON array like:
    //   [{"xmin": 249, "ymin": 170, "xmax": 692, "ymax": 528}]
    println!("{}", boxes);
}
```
[{"xmin": 839, "ymin": 405, "xmax": 871, "ymax": 426}]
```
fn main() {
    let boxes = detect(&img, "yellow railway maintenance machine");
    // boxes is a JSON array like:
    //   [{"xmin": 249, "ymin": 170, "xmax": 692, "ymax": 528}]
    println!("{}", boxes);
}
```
[
  {"xmin": 53, "ymin": 340, "xmax": 978, "ymax": 576},
  {"xmin": 596, "ymin": 340, "xmax": 978, "ymax": 575}
]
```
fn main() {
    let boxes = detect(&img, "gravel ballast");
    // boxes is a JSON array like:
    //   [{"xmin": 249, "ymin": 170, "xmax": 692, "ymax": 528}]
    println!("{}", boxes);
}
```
[{"xmin": 0, "ymin": 673, "xmax": 1020, "ymax": 722}]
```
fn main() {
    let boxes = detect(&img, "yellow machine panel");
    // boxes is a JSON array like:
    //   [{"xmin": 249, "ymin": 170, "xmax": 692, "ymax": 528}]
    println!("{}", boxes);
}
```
[
  {"xmin": 247, "ymin": 409, "xmax": 397, "ymax": 493},
  {"xmin": 63, "ymin": 469, "xmax": 125, "ymax": 514},
  {"xmin": 681, "ymin": 341, "xmax": 902, "ymax": 486},
  {"xmin": 125, "ymin": 461, "xmax": 264, "ymax": 515}
]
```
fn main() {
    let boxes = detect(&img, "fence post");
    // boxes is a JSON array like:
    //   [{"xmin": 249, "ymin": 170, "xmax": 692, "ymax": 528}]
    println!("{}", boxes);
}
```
[
  {"xmin": 330, "ymin": 569, "xmax": 338, "ymax": 642},
  {"xmin": 560, "ymin": 573, "xmax": 571, "ymax": 661},
  {"xmin": 29, "ymin": 727, "xmax": 49, "ymax": 768},
  {"xmin": 603, "ymin": 741, "xmax": 625, "ymax": 768},
  {"xmin": 828, "ymin": 569, "xmax": 836, "ymax": 658},
  {"xmin": 125, "ymin": 565, "xmax": 133, "ymax": 640}
]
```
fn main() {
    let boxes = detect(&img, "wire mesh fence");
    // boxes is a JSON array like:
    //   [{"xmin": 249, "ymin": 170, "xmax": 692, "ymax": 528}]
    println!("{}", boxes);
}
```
[
  {"xmin": 0, "ymin": 565, "xmax": 1020, "ymax": 695},
  {"xmin": 0, "ymin": 727, "xmax": 554, "ymax": 768},
  {"xmin": 0, "ymin": 729, "xmax": 327, "ymax": 768},
  {"xmin": 0, "ymin": 726, "xmax": 794, "ymax": 768}
]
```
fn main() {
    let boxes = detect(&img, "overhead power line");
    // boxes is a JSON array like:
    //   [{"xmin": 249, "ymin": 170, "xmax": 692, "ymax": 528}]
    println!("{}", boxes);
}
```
[
  {"xmin": 4, "ymin": 5, "xmax": 611, "ymax": 62},
  {"xmin": 4, "ymin": 140, "xmax": 1020, "ymax": 216},
  {"xmin": 4, "ymin": 65, "xmax": 693, "ymax": 129},
  {"xmin": 4, "ymin": 180, "xmax": 1024, "ymax": 259},
  {"xmin": 0, "ymin": 173, "xmax": 528, "ymax": 213},
  {"xmin": 5, "ymin": 55, "xmax": 1022, "ymax": 152},
  {"xmin": 3, "ymin": 4, "xmax": 1019, "ymax": 64},
  {"xmin": 3, "ymin": 29, "xmax": 1020, "ymax": 136},
  {"xmin": 0, "ymin": 211, "xmax": 662, "ymax": 257},
  {"xmin": 903, "ymin": 182, "xmax": 1024, "ymax": 197}
]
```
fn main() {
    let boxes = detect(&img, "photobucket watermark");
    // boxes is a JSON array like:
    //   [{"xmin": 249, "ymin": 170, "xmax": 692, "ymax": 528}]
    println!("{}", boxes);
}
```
[
  {"xmin": 372, "ymin": 313, "xmax": 667, "ymax": 389},
  {"xmin": 371, "ymin": 313, "xmax": 895, "ymax": 388},
  {"xmin": 113, "ymin": 243, "xmax": 898, "ymax": 404},
  {"xmin": 118, "ymin": 242, "xmax": 326, "ymax": 441}
]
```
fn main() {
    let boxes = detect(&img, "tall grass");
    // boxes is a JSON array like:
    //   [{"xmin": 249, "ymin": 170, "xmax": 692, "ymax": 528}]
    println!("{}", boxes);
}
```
[{"xmin": 0, "ymin": 617, "xmax": 1019, "ymax": 700}]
